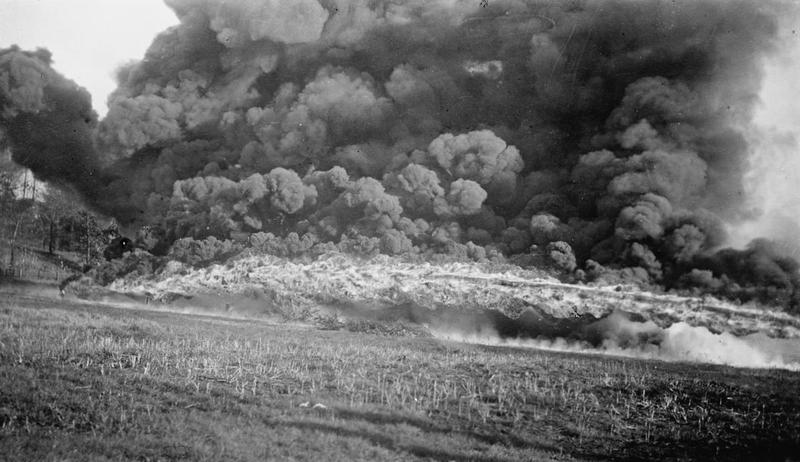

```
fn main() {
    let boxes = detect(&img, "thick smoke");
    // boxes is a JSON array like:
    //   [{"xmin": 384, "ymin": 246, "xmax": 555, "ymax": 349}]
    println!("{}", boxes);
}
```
[
  {"xmin": 0, "ymin": 47, "xmax": 100, "ymax": 190},
  {"xmin": 1, "ymin": 0, "xmax": 798, "ymax": 309}
]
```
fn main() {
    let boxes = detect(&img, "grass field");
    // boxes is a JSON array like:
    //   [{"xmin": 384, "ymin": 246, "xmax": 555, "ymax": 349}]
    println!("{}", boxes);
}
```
[
  {"xmin": 0, "ymin": 242, "xmax": 81, "ymax": 282},
  {"xmin": 1, "ymin": 286, "xmax": 799, "ymax": 461}
]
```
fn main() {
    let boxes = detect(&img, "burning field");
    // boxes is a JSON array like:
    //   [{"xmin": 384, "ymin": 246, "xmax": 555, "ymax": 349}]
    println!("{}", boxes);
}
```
[{"xmin": 2, "ymin": 0, "xmax": 800, "ymax": 460}]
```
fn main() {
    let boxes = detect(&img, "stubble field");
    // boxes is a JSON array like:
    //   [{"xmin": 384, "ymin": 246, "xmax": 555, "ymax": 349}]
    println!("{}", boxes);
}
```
[{"xmin": 1, "ymin": 286, "xmax": 799, "ymax": 461}]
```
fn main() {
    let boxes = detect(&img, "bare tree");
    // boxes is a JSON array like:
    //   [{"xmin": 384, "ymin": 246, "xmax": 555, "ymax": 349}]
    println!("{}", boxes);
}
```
[
  {"xmin": 0, "ymin": 171, "xmax": 34, "ymax": 273},
  {"xmin": 38, "ymin": 186, "xmax": 79, "ymax": 254}
]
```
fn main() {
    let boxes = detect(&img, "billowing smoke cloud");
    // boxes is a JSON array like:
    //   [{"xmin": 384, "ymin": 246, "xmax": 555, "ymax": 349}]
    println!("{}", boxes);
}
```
[
  {"xmin": 0, "ymin": 47, "xmax": 100, "ymax": 190},
  {"xmin": 1, "ymin": 0, "xmax": 799, "ymax": 310}
]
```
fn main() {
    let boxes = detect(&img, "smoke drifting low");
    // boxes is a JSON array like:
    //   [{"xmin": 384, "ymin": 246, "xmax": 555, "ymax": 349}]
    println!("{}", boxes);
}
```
[
  {"xmin": 1, "ymin": 0, "xmax": 799, "ymax": 309},
  {"xmin": 433, "ymin": 309, "xmax": 800, "ymax": 371},
  {"xmin": 320, "ymin": 300, "xmax": 800, "ymax": 370}
]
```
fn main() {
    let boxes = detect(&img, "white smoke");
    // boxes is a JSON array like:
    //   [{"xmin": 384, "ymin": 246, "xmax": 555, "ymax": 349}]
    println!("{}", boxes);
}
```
[
  {"xmin": 433, "ymin": 311, "xmax": 800, "ymax": 371},
  {"xmin": 731, "ymin": 9, "xmax": 800, "ymax": 253}
]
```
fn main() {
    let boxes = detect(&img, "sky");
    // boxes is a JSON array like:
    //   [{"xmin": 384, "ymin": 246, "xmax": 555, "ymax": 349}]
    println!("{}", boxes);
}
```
[
  {"xmin": 731, "ymin": 15, "xmax": 800, "ymax": 247},
  {"xmin": 0, "ymin": 0, "xmax": 178, "ymax": 116}
]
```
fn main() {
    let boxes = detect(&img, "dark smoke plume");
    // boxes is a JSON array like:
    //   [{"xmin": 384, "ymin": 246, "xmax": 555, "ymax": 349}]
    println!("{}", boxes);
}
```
[
  {"xmin": 0, "ymin": 47, "xmax": 100, "ymax": 190},
  {"xmin": 1, "ymin": 0, "xmax": 798, "ymax": 309}
]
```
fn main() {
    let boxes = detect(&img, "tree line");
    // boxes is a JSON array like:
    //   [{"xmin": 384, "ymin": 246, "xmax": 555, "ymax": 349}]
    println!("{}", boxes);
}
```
[{"xmin": 0, "ymin": 164, "xmax": 111, "ymax": 278}]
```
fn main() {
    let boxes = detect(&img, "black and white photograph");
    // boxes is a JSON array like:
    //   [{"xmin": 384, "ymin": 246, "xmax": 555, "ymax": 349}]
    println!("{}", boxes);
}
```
[{"xmin": 0, "ymin": 0, "xmax": 799, "ymax": 460}]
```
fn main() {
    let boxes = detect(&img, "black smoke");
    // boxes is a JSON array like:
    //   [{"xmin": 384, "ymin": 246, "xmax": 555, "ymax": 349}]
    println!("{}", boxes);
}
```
[
  {"xmin": 103, "ymin": 237, "xmax": 134, "ymax": 261},
  {"xmin": 1, "ymin": 0, "xmax": 798, "ymax": 310},
  {"xmin": 0, "ymin": 47, "xmax": 100, "ymax": 190}
]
